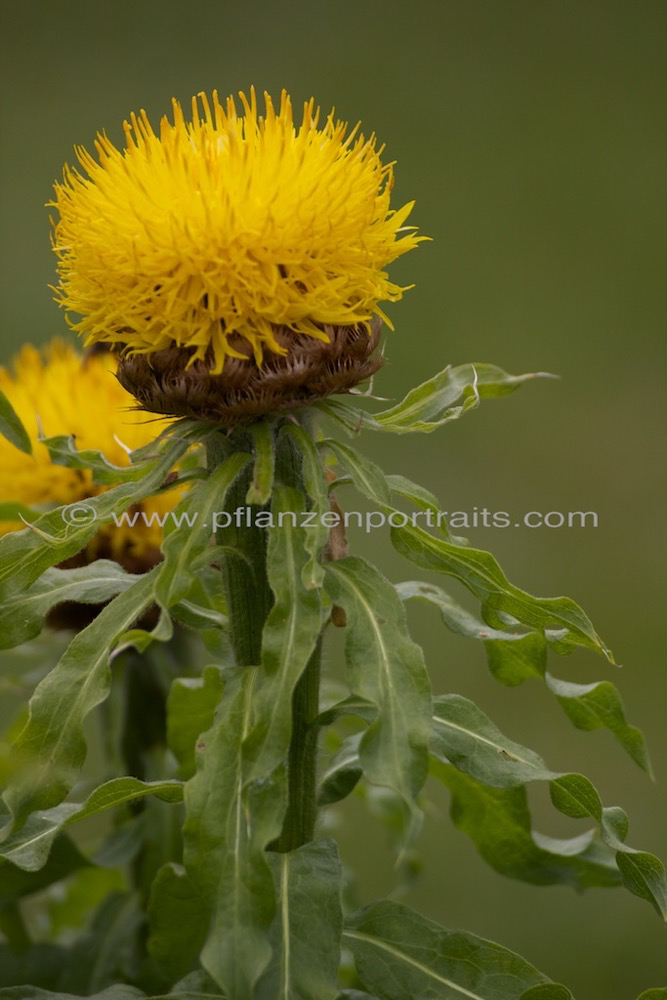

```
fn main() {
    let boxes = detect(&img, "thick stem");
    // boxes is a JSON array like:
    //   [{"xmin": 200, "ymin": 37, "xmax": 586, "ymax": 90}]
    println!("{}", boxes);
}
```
[
  {"xmin": 208, "ymin": 429, "xmax": 273, "ymax": 667},
  {"xmin": 277, "ymin": 635, "xmax": 322, "ymax": 852},
  {"xmin": 208, "ymin": 422, "xmax": 323, "ymax": 851}
]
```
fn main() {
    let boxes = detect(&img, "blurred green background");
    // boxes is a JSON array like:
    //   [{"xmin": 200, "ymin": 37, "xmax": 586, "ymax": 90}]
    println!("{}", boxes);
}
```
[{"xmin": 1, "ymin": 0, "xmax": 665, "ymax": 995}]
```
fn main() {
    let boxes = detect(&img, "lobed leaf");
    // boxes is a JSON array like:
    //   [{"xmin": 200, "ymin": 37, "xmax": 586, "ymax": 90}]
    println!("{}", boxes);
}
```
[
  {"xmin": 344, "ymin": 899, "xmax": 573, "ymax": 999},
  {"xmin": 435, "ymin": 763, "xmax": 619, "ymax": 891},
  {"xmin": 429, "ymin": 696, "xmax": 667, "ymax": 913},
  {"xmin": 392, "ymin": 524, "xmax": 613, "ymax": 660},
  {"xmin": 401, "ymin": 581, "xmax": 649, "ymax": 771},
  {"xmin": 324, "ymin": 557, "xmax": 431, "ymax": 841}
]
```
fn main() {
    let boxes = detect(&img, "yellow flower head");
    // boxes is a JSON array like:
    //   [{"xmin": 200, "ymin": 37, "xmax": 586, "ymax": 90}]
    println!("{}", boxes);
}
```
[
  {"xmin": 0, "ymin": 340, "xmax": 180, "ymax": 566},
  {"xmin": 51, "ymin": 89, "xmax": 425, "ymax": 373}
]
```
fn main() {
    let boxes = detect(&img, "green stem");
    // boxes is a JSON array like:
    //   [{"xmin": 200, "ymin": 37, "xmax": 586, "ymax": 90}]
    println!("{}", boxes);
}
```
[
  {"xmin": 208, "ymin": 422, "xmax": 323, "ymax": 851},
  {"xmin": 208, "ymin": 429, "xmax": 272, "ymax": 667},
  {"xmin": 277, "ymin": 635, "xmax": 323, "ymax": 852}
]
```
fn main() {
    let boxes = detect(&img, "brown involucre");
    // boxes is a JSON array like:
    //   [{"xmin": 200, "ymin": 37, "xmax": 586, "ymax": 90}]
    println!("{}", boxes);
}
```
[{"xmin": 116, "ymin": 319, "xmax": 383, "ymax": 424}]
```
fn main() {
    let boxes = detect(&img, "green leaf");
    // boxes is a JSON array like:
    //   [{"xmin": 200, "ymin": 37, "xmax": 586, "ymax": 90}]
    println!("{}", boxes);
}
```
[
  {"xmin": 401, "ymin": 582, "xmax": 649, "ymax": 771},
  {"xmin": 392, "ymin": 524, "xmax": 614, "ymax": 661},
  {"xmin": 319, "ymin": 440, "xmax": 391, "ymax": 505},
  {"xmin": 167, "ymin": 667, "xmax": 224, "ymax": 780},
  {"xmin": 155, "ymin": 452, "xmax": 251, "ymax": 610},
  {"xmin": 344, "ymin": 899, "xmax": 572, "ymax": 999},
  {"xmin": 0, "ymin": 388, "xmax": 32, "ymax": 454},
  {"xmin": 244, "ymin": 485, "xmax": 323, "ymax": 779},
  {"xmin": 317, "ymin": 364, "xmax": 552, "ymax": 436},
  {"xmin": 0, "ymin": 777, "xmax": 183, "ymax": 871},
  {"xmin": 544, "ymin": 672, "xmax": 652, "ymax": 775},
  {"xmin": 147, "ymin": 862, "xmax": 209, "ymax": 983},
  {"xmin": 0, "ymin": 990, "xmax": 145, "ymax": 1000},
  {"xmin": 0, "ymin": 832, "xmax": 89, "ymax": 897},
  {"xmin": 435, "ymin": 763, "xmax": 619, "ymax": 890},
  {"xmin": 386, "ymin": 475, "xmax": 442, "ymax": 518},
  {"xmin": 431, "ymin": 695, "xmax": 555, "ymax": 788},
  {"xmin": 636, "ymin": 990, "xmax": 667, "ymax": 1000},
  {"xmin": 0, "ymin": 433, "xmax": 189, "ymax": 604},
  {"xmin": 182, "ymin": 667, "xmax": 283, "ymax": 997},
  {"xmin": 283, "ymin": 422, "xmax": 334, "ymax": 589},
  {"xmin": 549, "ymin": 773, "xmax": 667, "ymax": 918},
  {"xmin": 255, "ymin": 840, "xmax": 343, "ymax": 1000},
  {"xmin": 0, "ymin": 560, "xmax": 138, "ymax": 650},
  {"xmin": 246, "ymin": 420, "xmax": 275, "ymax": 504},
  {"xmin": 39, "ymin": 432, "xmax": 154, "ymax": 484},
  {"xmin": 318, "ymin": 733, "xmax": 364, "ymax": 806},
  {"xmin": 324, "ymin": 557, "xmax": 431, "ymax": 840},
  {"xmin": 1, "ymin": 567, "xmax": 160, "ymax": 829},
  {"xmin": 429, "ymin": 696, "xmax": 666, "ymax": 910}
]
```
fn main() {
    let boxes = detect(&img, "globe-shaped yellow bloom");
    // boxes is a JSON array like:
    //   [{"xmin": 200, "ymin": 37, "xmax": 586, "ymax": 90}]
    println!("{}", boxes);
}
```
[
  {"xmin": 51, "ymin": 89, "xmax": 424, "ymax": 373},
  {"xmin": 0, "ymin": 340, "xmax": 180, "ymax": 567}
]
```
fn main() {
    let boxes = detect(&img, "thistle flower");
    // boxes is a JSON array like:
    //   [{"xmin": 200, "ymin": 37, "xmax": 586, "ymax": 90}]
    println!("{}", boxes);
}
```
[
  {"xmin": 51, "ymin": 89, "xmax": 425, "ymax": 421},
  {"xmin": 0, "ymin": 340, "xmax": 181, "ymax": 571}
]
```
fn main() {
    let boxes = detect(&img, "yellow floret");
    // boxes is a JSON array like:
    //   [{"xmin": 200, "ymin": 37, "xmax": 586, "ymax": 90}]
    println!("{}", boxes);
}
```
[{"xmin": 51, "ymin": 89, "xmax": 425, "ymax": 372}]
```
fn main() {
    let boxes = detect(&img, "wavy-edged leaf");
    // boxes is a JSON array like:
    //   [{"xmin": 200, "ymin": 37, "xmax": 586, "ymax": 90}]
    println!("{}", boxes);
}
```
[
  {"xmin": 182, "ymin": 666, "xmax": 282, "ymax": 997},
  {"xmin": 324, "ymin": 557, "xmax": 431, "ymax": 840},
  {"xmin": 0, "ymin": 776, "xmax": 182, "ymax": 871},
  {"xmin": 1, "ymin": 567, "xmax": 160, "ymax": 829},
  {"xmin": 544, "ymin": 673, "xmax": 652, "ymax": 774},
  {"xmin": 392, "ymin": 524, "xmax": 613, "ymax": 661},
  {"xmin": 147, "ymin": 862, "xmax": 209, "ymax": 983},
  {"xmin": 0, "ymin": 388, "xmax": 32, "ymax": 454},
  {"xmin": 39, "ymin": 432, "xmax": 154, "ymax": 484},
  {"xmin": 167, "ymin": 667, "xmax": 224, "ymax": 780},
  {"xmin": 319, "ymin": 440, "xmax": 391, "ymax": 505},
  {"xmin": 550, "ymin": 773, "xmax": 667, "ymax": 918},
  {"xmin": 244, "ymin": 485, "xmax": 323, "ymax": 779},
  {"xmin": 256, "ymin": 840, "xmax": 343, "ymax": 1000},
  {"xmin": 435, "ymin": 763, "xmax": 619, "ymax": 890},
  {"xmin": 429, "ymin": 697, "xmax": 667, "ymax": 912},
  {"xmin": 344, "ymin": 899, "xmax": 573, "ymax": 999},
  {"xmin": 431, "ymin": 695, "xmax": 555, "ymax": 788},
  {"xmin": 0, "ymin": 560, "xmax": 137, "ymax": 650},
  {"xmin": 402, "ymin": 582, "xmax": 648, "ymax": 771},
  {"xmin": 155, "ymin": 452, "xmax": 251, "ymax": 610},
  {"xmin": 386, "ymin": 475, "xmax": 442, "ymax": 518},
  {"xmin": 246, "ymin": 420, "xmax": 275, "ymax": 504},
  {"xmin": 316, "ymin": 364, "xmax": 552, "ymax": 436},
  {"xmin": 0, "ymin": 434, "xmax": 189, "ymax": 604},
  {"xmin": 283, "ymin": 423, "xmax": 331, "ymax": 589}
]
